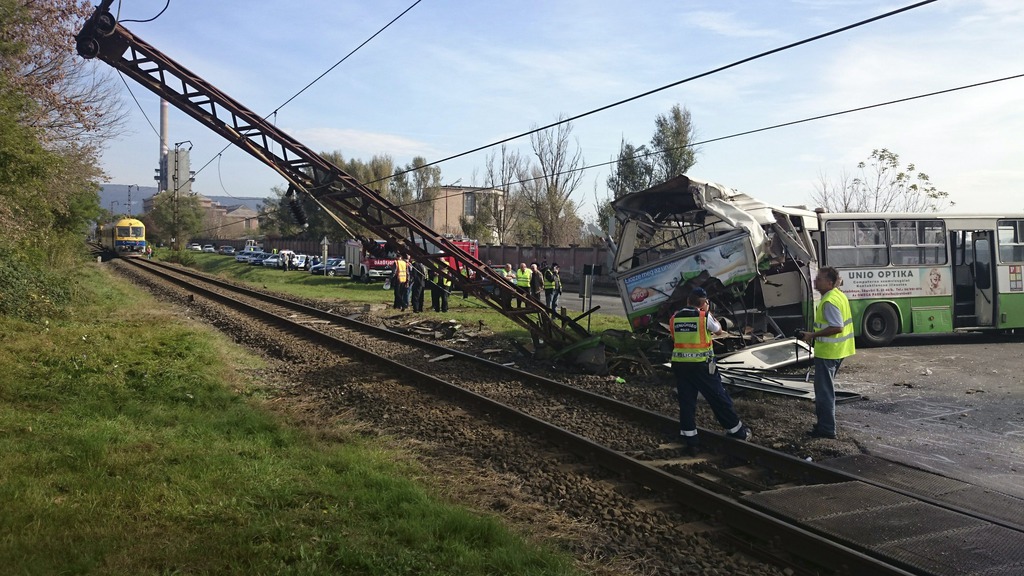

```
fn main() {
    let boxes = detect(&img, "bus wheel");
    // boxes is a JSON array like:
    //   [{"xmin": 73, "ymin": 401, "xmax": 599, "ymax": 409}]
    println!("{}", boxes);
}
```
[
  {"xmin": 360, "ymin": 270, "xmax": 370, "ymax": 284},
  {"xmin": 861, "ymin": 304, "xmax": 898, "ymax": 347}
]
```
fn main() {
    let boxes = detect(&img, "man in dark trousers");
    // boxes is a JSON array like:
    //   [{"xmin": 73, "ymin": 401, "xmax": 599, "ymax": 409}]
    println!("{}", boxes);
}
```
[
  {"xmin": 429, "ymin": 267, "xmax": 450, "ymax": 313},
  {"xmin": 409, "ymin": 260, "xmax": 427, "ymax": 313},
  {"xmin": 544, "ymin": 262, "xmax": 562, "ymax": 313},
  {"xmin": 391, "ymin": 254, "xmax": 409, "ymax": 311},
  {"xmin": 799, "ymin": 266, "xmax": 855, "ymax": 439},
  {"xmin": 670, "ymin": 288, "xmax": 750, "ymax": 455}
]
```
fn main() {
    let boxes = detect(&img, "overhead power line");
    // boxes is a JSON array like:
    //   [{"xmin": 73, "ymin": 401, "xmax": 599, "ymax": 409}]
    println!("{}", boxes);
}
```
[
  {"xmin": 392, "ymin": 72, "xmax": 1024, "ymax": 210},
  {"xmin": 387, "ymin": 0, "xmax": 940, "ymax": 181},
  {"xmin": 190, "ymin": 0, "xmax": 424, "ymax": 182}
]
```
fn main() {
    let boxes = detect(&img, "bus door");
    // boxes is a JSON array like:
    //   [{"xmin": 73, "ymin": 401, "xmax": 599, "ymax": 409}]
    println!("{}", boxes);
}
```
[{"xmin": 972, "ymin": 231, "xmax": 996, "ymax": 326}]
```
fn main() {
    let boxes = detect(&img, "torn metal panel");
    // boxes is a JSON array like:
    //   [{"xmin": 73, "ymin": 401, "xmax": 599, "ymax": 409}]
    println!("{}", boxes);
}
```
[
  {"xmin": 717, "ymin": 338, "xmax": 814, "ymax": 370},
  {"xmin": 610, "ymin": 173, "xmax": 819, "ymax": 342},
  {"xmin": 721, "ymin": 369, "xmax": 862, "ymax": 403}
]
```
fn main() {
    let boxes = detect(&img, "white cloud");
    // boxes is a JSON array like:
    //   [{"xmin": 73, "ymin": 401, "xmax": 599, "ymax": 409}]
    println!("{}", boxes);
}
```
[
  {"xmin": 683, "ymin": 11, "xmax": 784, "ymax": 39},
  {"xmin": 289, "ymin": 127, "xmax": 438, "ymax": 160}
]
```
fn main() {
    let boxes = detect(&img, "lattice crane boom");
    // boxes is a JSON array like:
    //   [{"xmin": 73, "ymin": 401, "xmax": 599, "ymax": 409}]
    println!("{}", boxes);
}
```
[{"xmin": 76, "ymin": 1, "xmax": 590, "ymax": 348}]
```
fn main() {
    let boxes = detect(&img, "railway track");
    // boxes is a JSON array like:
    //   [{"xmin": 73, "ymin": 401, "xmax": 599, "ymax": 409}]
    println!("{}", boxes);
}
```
[{"xmin": 122, "ymin": 257, "xmax": 1024, "ymax": 576}]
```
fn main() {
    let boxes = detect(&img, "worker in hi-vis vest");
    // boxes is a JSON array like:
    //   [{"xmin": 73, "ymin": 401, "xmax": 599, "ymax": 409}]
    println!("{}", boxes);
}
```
[
  {"xmin": 669, "ymin": 287, "xmax": 750, "ymax": 455},
  {"xmin": 515, "ymin": 262, "xmax": 531, "ymax": 293},
  {"xmin": 799, "ymin": 266, "xmax": 855, "ymax": 440}
]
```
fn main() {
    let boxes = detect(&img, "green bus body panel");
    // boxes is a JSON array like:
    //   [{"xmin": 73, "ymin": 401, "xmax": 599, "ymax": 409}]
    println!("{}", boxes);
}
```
[
  {"xmin": 847, "ymin": 296, "xmax": 955, "ymax": 336},
  {"xmin": 997, "ymin": 293, "xmax": 1024, "ymax": 328},
  {"xmin": 911, "ymin": 307, "xmax": 953, "ymax": 333}
]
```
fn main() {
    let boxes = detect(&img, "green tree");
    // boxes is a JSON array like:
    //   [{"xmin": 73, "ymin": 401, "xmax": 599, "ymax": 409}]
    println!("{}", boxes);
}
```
[
  {"xmin": 393, "ymin": 156, "xmax": 441, "ymax": 224},
  {"xmin": 0, "ymin": 0, "xmax": 114, "ymax": 320},
  {"xmin": 146, "ymin": 190, "xmax": 204, "ymax": 249},
  {"xmin": 597, "ymin": 139, "xmax": 656, "ymax": 230},
  {"xmin": 650, "ymin": 104, "xmax": 697, "ymax": 183},
  {"xmin": 812, "ymin": 148, "xmax": 952, "ymax": 213}
]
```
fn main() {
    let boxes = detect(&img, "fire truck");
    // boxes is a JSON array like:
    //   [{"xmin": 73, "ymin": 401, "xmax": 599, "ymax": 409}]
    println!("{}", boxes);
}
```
[
  {"xmin": 345, "ymin": 237, "xmax": 480, "ymax": 283},
  {"xmin": 345, "ymin": 238, "xmax": 397, "ymax": 283}
]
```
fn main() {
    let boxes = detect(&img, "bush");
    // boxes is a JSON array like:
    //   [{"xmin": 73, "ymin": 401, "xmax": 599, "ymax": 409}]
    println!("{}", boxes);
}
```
[
  {"xmin": 162, "ymin": 249, "xmax": 196, "ymax": 266},
  {"xmin": 0, "ymin": 241, "xmax": 78, "ymax": 322}
]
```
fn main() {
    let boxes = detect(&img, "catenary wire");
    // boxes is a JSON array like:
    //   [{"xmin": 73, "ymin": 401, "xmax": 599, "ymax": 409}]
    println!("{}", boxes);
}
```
[
  {"xmin": 381, "ymin": 0, "xmax": 940, "ymax": 183},
  {"xmin": 390, "ymin": 72, "xmax": 1024, "ymax": 210},
  {"xmin": 190, "ymin": 70, "xmax": 1021, "ymax": 237},
  {"xmin": 189, "ymin": 0, "xmax": 425, "ymax": 182}
]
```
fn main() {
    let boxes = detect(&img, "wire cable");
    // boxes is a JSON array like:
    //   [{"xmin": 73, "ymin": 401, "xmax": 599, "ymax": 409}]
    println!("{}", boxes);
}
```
[
  {"xmin": 190, "ymin": 0, "xmax": 424, "ymax": 182},
  {"xmin": 271, "ymin": 0, "xmax": 424, "ymax": 116},
  {"xmin": 118, "ymin": 71, "xmax": 160, "ymax": 138},
  {"xmin": 384, "ymin": 0, "xmax": 939, "ymax": 182},
  {"xmin": 392, "ymin": 71, "xmax": 1024, "ymax": 209},
  {"xmin": 119, "ymin": 0, "xmax": 171, "ymax": 24}
]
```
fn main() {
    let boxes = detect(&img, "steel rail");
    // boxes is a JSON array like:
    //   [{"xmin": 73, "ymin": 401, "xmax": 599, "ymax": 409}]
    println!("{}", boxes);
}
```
[
  {"xmin": 125, "ymin": 258, "xmax": 919, "ymax": 575},
  {"xmin": 134, "ymin": 260, "xmax": 1024, "ymax": 535}
]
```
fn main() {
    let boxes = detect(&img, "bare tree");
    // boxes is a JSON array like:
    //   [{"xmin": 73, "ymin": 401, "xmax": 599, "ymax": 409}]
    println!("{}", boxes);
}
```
[
  {"xmin": 811, "ymin": 169, "xmax": 857, "ymax": 212},
  {"xmin": 522, "ymin": 116, "xmax": 584, "ymax": 245},
  {"xmin": 482, "ymin": 144, "xmax": 526, "ymax": 244},
  {"xmin": 812, "ymin": 149, "xmax": 953, "ymax": 213},
  {"xmin": 1, "ymin": 0, "xmax": 129, "ymax": 146}
]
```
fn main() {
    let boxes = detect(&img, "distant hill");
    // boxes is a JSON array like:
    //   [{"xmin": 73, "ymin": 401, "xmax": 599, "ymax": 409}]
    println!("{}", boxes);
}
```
[{"xmin": 100, "ymin": 184, "xmax": 269, "ymax": 214}]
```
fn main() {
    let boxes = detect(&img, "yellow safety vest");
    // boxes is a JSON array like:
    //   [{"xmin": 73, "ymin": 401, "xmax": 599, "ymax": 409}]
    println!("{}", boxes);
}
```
[
  {"xmin": 516, "ymin": 268, "xmax": 531, "ymax": 288},
  {"xmin": 814, "ymin": 288, "xmax": 855, "ymax": 359},
  {"xmin": 543, "ymin": 269, "xmax": 554, "ymax": 290},
  {"xmin": 395, "ymin": 260, "xmax": 408, "ymax": 283},
  {"xmin": 670, "ymin": 308, "xmax": 713, "ymax": 363}
]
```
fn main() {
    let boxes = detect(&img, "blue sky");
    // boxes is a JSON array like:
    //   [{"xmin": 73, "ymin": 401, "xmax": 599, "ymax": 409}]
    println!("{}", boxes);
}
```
[{"xmin": 98, "ymin": 0, "xmax": 1024, "ymax": 218}]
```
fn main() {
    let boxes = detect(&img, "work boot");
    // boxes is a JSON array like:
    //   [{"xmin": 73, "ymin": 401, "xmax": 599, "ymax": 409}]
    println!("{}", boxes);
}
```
[{"xmin": 727, "ymin": 425, "xmax": 752, "ymax": 441}]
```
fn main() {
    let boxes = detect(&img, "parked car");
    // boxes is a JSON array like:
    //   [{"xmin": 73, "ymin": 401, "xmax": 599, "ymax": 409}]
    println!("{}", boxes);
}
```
[
  {"xmin": 218, "ymin": 245, "xmax": 236, "ymax": 255},
  {"xmin": 290, "ymin": 254, "xmax": 311, "ymax": 270},
  {"xmin": 202, "ymin": 244, "xmax": 216, "ymax": 253},
  {"xmin": 249, "ymin": 252, "xmax": 272, "ymax": 266},
  {"xmin": 482, "ymin": 265, "xmax": 512, "ymax": 294},
  {"xmin": 235, "ymin": 250, "xmax": 257, "ymax": 263},
  {"xmin": 262, "ymin": 254, "xmax": 283, "ymax": 268},
  {"xmin": 188, "ymin": 242, "xmax": 202, "ymax": 251},
  {"xmin": 310, "ymin": 257, "xmax": 346, "ymax": 276}
]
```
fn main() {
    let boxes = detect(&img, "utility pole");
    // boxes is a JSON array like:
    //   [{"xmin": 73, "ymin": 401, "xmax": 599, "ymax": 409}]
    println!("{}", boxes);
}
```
[
  {"xmin": 172, "ymin": 140, "xmax": 192, "ymax": 250},
  {"xmin": 127, "ymin": 184, "xmax": 137, "ymax": 216}
]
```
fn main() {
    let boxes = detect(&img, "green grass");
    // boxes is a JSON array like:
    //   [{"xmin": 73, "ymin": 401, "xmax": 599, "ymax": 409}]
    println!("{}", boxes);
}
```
[
  {"xmin": 187, "ymin": 253, "xmax": 631, "ymax": 340},
  {"xmin": 0, "ymin": 263, "xmax": 581, "ymax": 575}
]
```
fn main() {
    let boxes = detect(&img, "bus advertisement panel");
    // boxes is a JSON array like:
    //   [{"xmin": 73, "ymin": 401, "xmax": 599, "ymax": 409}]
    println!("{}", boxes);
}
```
[
  {"xmin": 615, "ymin": 230, "xmax": 758, "ymax": 330},
  {"xmin": 839, "ymin": 266, "xmax": 951, "ymax": 300}
]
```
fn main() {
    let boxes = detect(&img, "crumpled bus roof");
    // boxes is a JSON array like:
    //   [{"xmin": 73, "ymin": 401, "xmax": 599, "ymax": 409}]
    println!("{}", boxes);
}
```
[{"xmin": 611, "ymin": 174, "xmax": 817, "ymax": 258}]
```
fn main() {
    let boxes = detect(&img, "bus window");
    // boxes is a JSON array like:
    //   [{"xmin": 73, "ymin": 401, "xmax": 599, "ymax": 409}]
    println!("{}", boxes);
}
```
[
  {"xmin": 825, "ymin": 220, "xmax": 888, "ymax": 267},
  {"xmin": 890, "ymin": 219, "xmax": 946, "ymax": 266},
  {"xmin": 997, "ymin": 219, "xmax": 1024, "ymax": 262},
  {"xmin": 975, "ymin": 237, "xmax": 992, "ymax": 290}
]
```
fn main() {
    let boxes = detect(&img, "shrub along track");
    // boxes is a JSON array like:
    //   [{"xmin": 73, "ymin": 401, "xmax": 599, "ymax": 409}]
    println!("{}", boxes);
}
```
[{"xmin": 119, "ymin": 258, "xmax": 997, "ymax": 576}]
